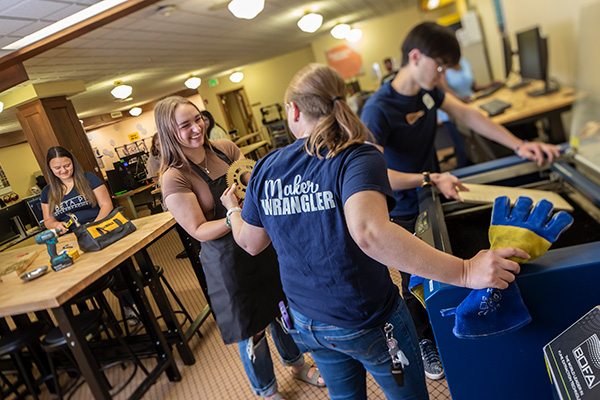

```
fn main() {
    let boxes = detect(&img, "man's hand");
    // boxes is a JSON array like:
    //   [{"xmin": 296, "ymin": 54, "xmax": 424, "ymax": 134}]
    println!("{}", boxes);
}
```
[
  {"xmin": 462, "ymin": 247, "xmax": 528, "ymax": 290},
  {"xmin": 517, "ymin": 141, "xmax": 561, "ymax": 166},
  {"xmin": 431, "ymin": 173, "xmax": 469, "ymax": 201}
]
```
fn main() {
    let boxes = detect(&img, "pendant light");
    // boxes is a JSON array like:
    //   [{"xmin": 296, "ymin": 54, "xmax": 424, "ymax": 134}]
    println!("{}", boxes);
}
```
[
  {"xmin": 228, "ymin": 0, "xmax": 265, "ymax": 20},
  {"xmin": 185, "ymin": 76, "xmax": 201, "ymax": 89},
  {"xmin": 229, "ymin": 72, "xmax": 244, "ymax": 83},
  {"xmin": 111, "ymin": 81, "xmax": 132, "ymax": 99},
  {"xmin": 129, "ymin": 107, "xmax": 142, "ymax": 116},
  {"xmin": 297, "ymin": 12, "xmax": 323, "ymax": 33}
]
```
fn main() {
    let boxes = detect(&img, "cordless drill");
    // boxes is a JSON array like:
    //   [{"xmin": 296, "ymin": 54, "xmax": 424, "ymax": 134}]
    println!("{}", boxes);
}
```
[{"xmin": 34, "ymin": 229, "xmax": 74, "ymax": 272}]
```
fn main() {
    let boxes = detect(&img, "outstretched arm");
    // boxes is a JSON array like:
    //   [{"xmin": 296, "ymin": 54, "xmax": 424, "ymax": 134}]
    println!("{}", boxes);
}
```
[
  {"xmin": 344, "ymin": 189, "xmax": 527, "ymax": 290},
  {"xmin": 440, "ymin": 93, "xmax": 561, "ymax": 166}
]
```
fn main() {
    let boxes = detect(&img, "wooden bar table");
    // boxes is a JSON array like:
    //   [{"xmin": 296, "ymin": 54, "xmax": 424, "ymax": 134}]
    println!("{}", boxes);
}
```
[{"xmin": 0, "ymin": 212, "xmax": 194, "ymax": 400}]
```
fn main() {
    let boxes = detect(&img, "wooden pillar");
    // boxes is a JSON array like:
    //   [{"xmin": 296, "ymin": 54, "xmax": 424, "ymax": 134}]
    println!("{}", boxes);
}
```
[{"xmin": 16, "ymin": 96, "xmax": 101, "ymax": 182}]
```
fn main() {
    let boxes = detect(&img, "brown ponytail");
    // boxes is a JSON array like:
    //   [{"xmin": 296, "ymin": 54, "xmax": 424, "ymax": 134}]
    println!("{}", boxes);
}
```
[{"xmin": 285, "ymin": 64, "xmax": 372, "ymax": 158}]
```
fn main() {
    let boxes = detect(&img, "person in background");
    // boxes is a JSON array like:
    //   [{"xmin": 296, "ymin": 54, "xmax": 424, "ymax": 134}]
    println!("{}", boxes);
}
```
[
  {"xmin": 222, "ymin": 63, "xmax": 527, "ymax": 399},
  {"xmin": 146, "ymin": 133, "xmax": 161, "ymax": 185},
  {"xmin": 155, "ymin": 96, "xmax": 324, "ymax": 400},
  {"xmin": 360, "ymin": 21, "xmax": 561, "ymax": 381},
  {"xmin": 437, "ymin": 57, "xmax": 501, "ymax": 168},
  {"xmin": 201, "ymin": 110, "xmax": 230, "ymax": 141},
  {"xmin": 381, "ymin": 57, "xmax": 398, "ymax": 84},
  {"xmin": 41, "ymin": 146, "xmax": 113, "ymax": 234}
]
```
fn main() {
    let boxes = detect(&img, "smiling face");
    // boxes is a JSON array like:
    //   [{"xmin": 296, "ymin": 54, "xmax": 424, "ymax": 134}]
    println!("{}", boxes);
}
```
[
  {"xmin": 174, "ymin": 103, "xmax": 206, "ymax": 149},
  {"xmin": 49, "ymin": 156, "xmax": 74, "ymax": 182}
]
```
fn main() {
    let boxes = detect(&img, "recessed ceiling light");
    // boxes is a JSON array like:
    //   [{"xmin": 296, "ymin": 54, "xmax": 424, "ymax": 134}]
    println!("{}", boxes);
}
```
[
  {"xmin": 2, "ymin": 0, "xmax": 130, "ymax": 50},
  {"xmin": 331, "ymin": 24, "xmax": 351, "ymax": 39},
  {"xmin": 228, "ymin": 0, "xmax": 265, "ymax": 20},
  {"xmin": 111, "ymin": 81, "xmax": 132, "ymax": 99},
  {"xmin": 129, "ymin": 107, "xmax": 142, "ymax": 117},
  {"xmin": 229, "ymin": 72, "xmax": 244, "ymax": 83},
  {"xmin": 297, "ymin": 13, "xmax": 323, "ymax": 33},
  {"xmin": 185, "ymin": 76, "xmax": 201, "ymax": 89},
  {"xmin": 346, "ymin": 28, "xmax": 363, "ymax": 43}
]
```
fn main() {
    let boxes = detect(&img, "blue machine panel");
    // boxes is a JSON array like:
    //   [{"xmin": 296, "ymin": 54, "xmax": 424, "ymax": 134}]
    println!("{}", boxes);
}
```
[{"xmin": 425, "ymin": 242, "xmax": 600, "ymax": 400}]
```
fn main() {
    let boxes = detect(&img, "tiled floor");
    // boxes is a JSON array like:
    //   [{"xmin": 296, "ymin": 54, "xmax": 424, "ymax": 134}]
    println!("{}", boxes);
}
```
[{"xmin": 8, "ymin": 228, "xmax": 451, "ymax": 400}]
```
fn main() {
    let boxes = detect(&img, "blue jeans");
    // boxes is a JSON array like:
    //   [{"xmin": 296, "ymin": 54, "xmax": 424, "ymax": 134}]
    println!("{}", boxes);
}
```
[
  {"xmin": 288, "ymin": 300, "xmax": 429, "ymax": 400},
  {"xmin": 238, "ymin": 320, "xmax": 305, "ymax": 397}
]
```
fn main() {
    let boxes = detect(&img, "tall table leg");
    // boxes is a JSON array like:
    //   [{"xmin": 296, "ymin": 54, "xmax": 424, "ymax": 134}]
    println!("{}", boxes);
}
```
[
  {"xmin": 120, "ymin": 259, "xmax": 182, "ymax": 389},
  {"xmin": 52, "ymin": 306, "xmax": 111, "ymax": 400},
  {"xmin": 133, "ymin": 249, "xmax": 196, "ymax": 365}
]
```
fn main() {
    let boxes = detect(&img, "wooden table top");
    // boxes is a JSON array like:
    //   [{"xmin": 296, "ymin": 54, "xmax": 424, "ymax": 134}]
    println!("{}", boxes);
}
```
[
  {"xmin": 0, "ymin": 212, "xmax": 175, "ymax": 317},
  {"xmin": 469, "ymin": 81, "xmax": 577, "ymax": 126}
]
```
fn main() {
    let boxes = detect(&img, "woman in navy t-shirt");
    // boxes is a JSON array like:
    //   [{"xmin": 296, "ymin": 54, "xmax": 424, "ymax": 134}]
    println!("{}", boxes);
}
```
[
  {"xmin": 41, "ymin": 146, "xmax": 113, "ymax": 234},
  {"xmin": 222, "ymin": 64, "xmax": 526, "ymax": 399}
]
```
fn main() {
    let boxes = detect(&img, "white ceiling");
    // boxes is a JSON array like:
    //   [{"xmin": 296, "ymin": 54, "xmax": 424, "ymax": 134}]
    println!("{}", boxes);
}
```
[{"xmin": 0, "ymin": 0, "xmax": 416, "ymax": 134}]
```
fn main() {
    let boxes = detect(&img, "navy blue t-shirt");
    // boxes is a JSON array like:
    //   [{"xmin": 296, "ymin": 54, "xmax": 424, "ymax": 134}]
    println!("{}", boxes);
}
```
[
  {"xmin": 361, "ymin": 82, "xmax": 445, "ymax": 217},
  {"xmin": 41, "ymin": 172, "xmax": 104, "ymax": 225},
  {"xmin": 242, "ymin": 139, "xmax": 400, "ymax": 330}
]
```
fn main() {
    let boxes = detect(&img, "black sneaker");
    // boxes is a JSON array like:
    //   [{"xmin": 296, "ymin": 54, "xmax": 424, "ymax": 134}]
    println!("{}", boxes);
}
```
[{"xmin": 419, "ymin": 339, "xmax": 444, "ymax": 380}]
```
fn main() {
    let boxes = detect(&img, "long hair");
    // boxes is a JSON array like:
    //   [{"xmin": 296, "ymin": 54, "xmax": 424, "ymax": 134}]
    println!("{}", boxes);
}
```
[
  {"xmin": 150, "ymin": 133, "xmax": 160, "ymax": 156},
  {"xmin": 154, "ymin": 96, "xmax": 212, "ymax": 173},
  {"xmin": 284, "ymin": 64, "xmax": 372, "ymax": 158},
  {"xmin": 45, "ymin": 146, "xmax": 97, "ymax": 214},
  {"xmin": 200, "ymin": 110, "xmax": 215, "ymax": 132}
]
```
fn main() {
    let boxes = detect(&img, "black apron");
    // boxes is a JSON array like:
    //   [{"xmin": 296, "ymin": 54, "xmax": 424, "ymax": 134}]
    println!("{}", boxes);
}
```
[{"xmin": 190, "ymin": 148, "xmax": 284, "ymax": 344}]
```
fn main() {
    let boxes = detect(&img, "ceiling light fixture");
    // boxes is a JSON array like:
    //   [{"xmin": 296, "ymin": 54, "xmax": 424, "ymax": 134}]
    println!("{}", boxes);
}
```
[
  {"xmin": 0, "ymin": 101, "xmax": 3, "ymax": 113},
  {"xmin": 111, "ymin": 81, "xmax": 132, "ymax": 99},
  {"xmin": 297, "ymin": 12, "xmax": 323, "ymax": 33},
  {"xmin": 2, "ymin": 0, "xmax": 129, "ymax": 50},
  {"xmin": 228, "ymin": 0, "xmax": 265, "ymax": 20},
  {"xmin": 346, "ymin": 28, "xmax": 363, "ymax": 43},
  {"xmin": 331, "ymin": 23, "xmax": 351, "ymax": 39},
  {"xmin": 229, "ymin": 72, "xmax": 244, "ymax": 83},
  {"xmin": 129, "ymin": 107, "xmax": 142, "ymax": 117},
  {"xmin": 185, "ymin": 76, "xmax": 201, "ymax": 89}
]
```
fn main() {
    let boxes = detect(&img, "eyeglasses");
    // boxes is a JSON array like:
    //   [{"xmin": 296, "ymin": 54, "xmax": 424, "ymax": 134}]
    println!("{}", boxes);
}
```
[{"xmin": 425, "ymin": 55, "xmax": 447, "ymax": 73}]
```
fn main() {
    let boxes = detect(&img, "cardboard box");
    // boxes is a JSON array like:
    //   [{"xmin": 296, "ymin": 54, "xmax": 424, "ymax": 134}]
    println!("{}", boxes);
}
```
[{"xmin": 544, "ymin": 306, "xmax": 600, "ymax": 400}]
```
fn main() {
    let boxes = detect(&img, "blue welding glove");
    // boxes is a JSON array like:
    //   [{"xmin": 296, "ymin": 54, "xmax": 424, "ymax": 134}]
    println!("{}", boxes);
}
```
[{"xmin": 441, "ymin": 196, "xmax": 573, "ymax": 339}]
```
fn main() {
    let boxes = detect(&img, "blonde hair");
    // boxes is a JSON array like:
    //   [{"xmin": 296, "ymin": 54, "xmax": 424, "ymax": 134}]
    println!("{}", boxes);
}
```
[
  {"xmin": 284, "ymin": 64, "xmax": 372, "ymax": 158},
  {"xmin": 45, "ymin": 146, "xmax": 97, "ymax": 213},
  {"xmin": 153, "ymin": 96, "xmax": 213, "ymax": 173}
]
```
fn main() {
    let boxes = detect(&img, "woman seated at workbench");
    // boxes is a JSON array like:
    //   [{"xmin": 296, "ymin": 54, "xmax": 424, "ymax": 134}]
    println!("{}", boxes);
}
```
[
  {"xmin": 41, "ymin": 146, "xmax": 139, "ymax": 325},
  {"xmin": 41, "ymin": 146, "xmax": 113, "ymax": 233}
]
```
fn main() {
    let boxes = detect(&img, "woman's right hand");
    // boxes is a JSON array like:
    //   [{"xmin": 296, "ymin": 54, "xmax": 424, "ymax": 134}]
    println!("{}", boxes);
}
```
[
  {"xmin": 55, "ymin": 221, "xmax": 68, "ymax": 235},
  {"xmin": 221, "ymin": 183, "xmax": 241, "ymax": 210},
  {"xmin": 462, "ymin": 247, "xmax": 529, "ymax": 290}
]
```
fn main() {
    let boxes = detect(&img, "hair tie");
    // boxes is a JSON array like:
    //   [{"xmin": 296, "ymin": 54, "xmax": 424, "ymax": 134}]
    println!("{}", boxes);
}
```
[{"xmin": 331, "ymin": 96, "xmax": 343, "ymax": 104}]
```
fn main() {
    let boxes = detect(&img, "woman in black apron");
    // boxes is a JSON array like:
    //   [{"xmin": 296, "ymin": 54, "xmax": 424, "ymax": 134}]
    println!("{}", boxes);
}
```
[{"xmin": 154, "ymin": 96, "xmax": 324, "ymax": 400}]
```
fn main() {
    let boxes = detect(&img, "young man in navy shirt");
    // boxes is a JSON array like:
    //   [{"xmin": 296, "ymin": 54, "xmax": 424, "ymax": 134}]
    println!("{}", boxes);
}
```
[{"xmin": 361, "ymin": 21, "xmax": 561, "ymax": 380}]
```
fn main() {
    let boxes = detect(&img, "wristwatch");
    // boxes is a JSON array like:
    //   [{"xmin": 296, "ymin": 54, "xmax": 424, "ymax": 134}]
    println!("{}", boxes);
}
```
[{"xmin": 421, "ymin": 171, "xmax": 432, "ymax": 187}]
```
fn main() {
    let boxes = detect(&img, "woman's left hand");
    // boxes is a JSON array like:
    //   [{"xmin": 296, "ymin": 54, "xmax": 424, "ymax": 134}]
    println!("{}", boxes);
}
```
[{"xmin": 221, "ymin": 183, "xmax": 241, "ymax": 210}]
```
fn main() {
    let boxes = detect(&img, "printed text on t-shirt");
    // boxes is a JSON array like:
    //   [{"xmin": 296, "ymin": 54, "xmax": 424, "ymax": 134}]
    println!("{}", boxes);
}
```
[{"xmin": 260, "ymin": 175, "xmax": 336, "ymax": 216}]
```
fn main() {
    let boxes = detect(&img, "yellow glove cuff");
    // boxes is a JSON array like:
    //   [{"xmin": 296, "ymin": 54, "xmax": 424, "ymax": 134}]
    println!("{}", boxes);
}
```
[{"xmin": 489, "ymin": 225, "xmax": 552, "ymax": 263}]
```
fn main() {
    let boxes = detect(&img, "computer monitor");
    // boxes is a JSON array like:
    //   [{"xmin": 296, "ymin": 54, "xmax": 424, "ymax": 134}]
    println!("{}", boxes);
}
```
[
  {"xmin": 502, "ymin": 34, "xmax": 513, "ymax": 79},
  {"xmin": 27, "ymin": 196, "xmax": 44, "ymax": 227},
  {"xmin": 516, "ymin": 27, "xmax": 558, "ymax": 96}
]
